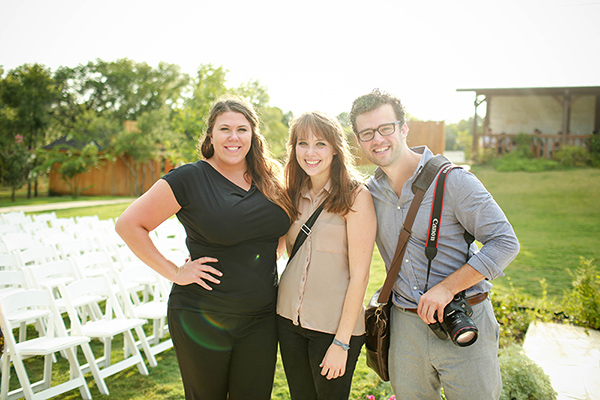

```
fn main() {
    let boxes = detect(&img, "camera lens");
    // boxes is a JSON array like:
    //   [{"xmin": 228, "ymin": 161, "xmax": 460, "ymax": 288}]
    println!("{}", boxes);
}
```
[{"xmin": 452, "ymin": 327, "xmax": 478, "ymax": 347}]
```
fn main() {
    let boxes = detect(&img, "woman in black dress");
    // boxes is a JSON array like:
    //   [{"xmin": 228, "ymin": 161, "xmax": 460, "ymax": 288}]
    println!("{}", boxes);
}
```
[{"xmin": 116, "ymin": 97, "xmax": 293, "ymax": 400}]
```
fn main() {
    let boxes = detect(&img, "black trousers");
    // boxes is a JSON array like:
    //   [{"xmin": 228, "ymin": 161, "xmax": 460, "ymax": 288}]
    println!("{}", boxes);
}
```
[
  {"xmin": 277, "ymin": 315, "xmax": 365, "ymax": 400},
  {"xmin": 168, "ymin": 307, "xmax": 278, "ymax": 400}
]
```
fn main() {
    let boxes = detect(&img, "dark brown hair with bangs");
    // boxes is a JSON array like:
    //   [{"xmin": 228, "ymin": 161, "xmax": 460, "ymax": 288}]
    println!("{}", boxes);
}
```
[{"xmin": 285, "ymin": 111, "xmax": 364, "ymax": 220}]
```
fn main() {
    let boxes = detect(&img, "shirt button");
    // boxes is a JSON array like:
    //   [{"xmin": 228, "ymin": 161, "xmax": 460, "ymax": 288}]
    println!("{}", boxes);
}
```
[
  {"xmin": 413, "ymin": 286, "xmax": 418, "ymax": 290},
  {"xmin": 397, "ymin": 206, "xmax": 401, "ymax": 210},
  {"xmin": 405, "ymin": 259, "xmax": 409, "ymax": 263}
]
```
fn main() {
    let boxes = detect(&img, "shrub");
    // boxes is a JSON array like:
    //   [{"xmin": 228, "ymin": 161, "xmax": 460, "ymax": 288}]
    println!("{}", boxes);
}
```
[
  {"xmin": 493, "ymin": 279, "xmax": 558, "ymax": 348},
  {"xmin": 491, "ymin": 152, "xmax": 561, "ymax": 172},
  {"xmin": 493, "ymin": 279, "xmax": 537, "ymax": 347},
  {"xmin": 553, "ymin": 145, "xmax": 591, "ymax": 167},
  {"xmin": 499, "ymin": 344, "xmax": 557, "ymax": 400},
  {"xmin": 562, "ymin": 257, "xmax": 600, "ymax": 329}
]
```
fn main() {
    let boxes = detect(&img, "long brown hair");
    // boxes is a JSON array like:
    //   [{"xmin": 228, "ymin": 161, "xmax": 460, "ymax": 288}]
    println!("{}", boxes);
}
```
[
  {"xmin": 285, "ymin": 111, "xmax": 364, "ymax": 220},
  {"xmin": 200, "ymin": 96, "xmax": 294, "ymax": 219}
]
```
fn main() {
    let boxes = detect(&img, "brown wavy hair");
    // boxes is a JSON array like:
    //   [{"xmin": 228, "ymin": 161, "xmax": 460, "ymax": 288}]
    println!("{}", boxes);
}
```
[
  {"xmin": 200, "ymin": 96, "xmax": 294, "ymax": 219},
  {"xmin": 285, "ymin": 111, "xmax": 364, "ymax": 220},
  {"xmin": 349, "ymin": 88, "xmax": 406, "ymax": 134}
]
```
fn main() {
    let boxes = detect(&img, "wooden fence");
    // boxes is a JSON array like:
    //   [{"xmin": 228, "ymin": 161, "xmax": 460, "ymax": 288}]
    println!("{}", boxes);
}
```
[{"xmin": 48, "ymin": 156, "xmax": 174, "ymax": 197}]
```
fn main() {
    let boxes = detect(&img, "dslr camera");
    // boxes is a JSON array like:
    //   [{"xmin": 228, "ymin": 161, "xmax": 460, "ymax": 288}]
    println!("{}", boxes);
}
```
[{"xmin": 428, "ymin": 292, "xmax": 478, "ymax": 347}]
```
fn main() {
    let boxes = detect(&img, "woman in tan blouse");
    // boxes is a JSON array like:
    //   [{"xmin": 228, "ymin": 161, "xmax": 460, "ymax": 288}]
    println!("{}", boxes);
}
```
[{"xmin": 277, "ymin": 111, "xmax": 377, "ymax": 399}]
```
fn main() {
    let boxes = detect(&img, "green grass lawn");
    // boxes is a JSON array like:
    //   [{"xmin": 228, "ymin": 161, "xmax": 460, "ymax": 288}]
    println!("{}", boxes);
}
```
[{"xmin": 2, "ymin": 166, "xmax": 599, "ymax": 399}]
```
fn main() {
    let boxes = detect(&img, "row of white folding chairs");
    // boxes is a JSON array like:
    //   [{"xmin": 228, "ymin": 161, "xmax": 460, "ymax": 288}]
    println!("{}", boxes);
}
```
[
  {"xmin": 0, "ymin": 263, "xmax": 173, "ymax": 399},
  {"xmin": 1, "ymin": 277, "xmax": 148, "ymax": 399}
]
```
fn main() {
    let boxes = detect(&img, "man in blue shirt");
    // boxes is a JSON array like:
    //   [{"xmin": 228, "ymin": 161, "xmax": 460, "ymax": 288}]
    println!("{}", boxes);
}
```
[{"xmin": 350, "ymin": 89, "xmax": 520, "ymax": 399}]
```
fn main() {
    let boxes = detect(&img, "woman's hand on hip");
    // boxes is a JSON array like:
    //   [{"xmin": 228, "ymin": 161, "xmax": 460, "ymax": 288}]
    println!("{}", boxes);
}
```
[{"xmin": 173, "ymin": 256, "xmax": 221, "ymax": 290}]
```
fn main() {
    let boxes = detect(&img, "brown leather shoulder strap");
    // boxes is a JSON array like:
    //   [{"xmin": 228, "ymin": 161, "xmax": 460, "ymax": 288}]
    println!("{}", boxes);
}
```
[{"xmin": 376, "ymin": 187, "xmax": 426, "ymax": 304}]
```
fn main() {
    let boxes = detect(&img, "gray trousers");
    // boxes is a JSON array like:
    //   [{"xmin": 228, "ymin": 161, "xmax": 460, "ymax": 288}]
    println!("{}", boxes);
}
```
[{"xmin": 389, "ymin": 299, "xmax": 501, "ymax": 400}]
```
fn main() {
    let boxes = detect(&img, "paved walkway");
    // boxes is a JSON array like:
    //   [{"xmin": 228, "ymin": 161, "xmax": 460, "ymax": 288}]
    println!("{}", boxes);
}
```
[
  {"xmin": 0, "ymin": 198, "xmax": 135, "ymax": 213},
  {"xmin": 524, "ymin": 322, "xmax": 600, "ymax": 400}
]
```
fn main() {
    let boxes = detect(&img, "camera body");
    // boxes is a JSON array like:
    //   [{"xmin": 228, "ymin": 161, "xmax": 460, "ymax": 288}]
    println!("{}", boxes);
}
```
[{"xmin": 428, "ymin": 292, "xmax": 478, "ymax": 347}]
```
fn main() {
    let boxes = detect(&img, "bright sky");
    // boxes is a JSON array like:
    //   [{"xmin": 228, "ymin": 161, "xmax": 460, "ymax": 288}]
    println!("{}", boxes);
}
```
[{"xmin": 1, "ymin": 0, "xmax": 599, "ymax": 123}]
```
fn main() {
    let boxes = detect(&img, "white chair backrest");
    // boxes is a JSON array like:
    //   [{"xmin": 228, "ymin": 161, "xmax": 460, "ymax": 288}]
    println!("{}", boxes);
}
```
[
  {"xmin": 71, "ymin": 249, "xmax": 114, "ymax": 277},
  {"xmin": 0, "ymin": 224, "xmax": 21, "ymax": 236},
  {"xmin": 32, "ymin": 211, "xmax": 57, "ymax": 224},
  {"xmin": 56, "ymin": 238, "xmax": 93, "ymax": 259},
  {"xmin": 1, "ymin": 232, "xmax": 39, "ymax": 253},
  {"xmin": 0, "ymin": 269, "xmax": 29, "ymax": 297},
  {"xmin": 26, "ymin": 259, "xmax": 81, "ymax": 290},
  {"xmin": 0, "ymin": 211, "xmax": 32, "ymax": 225},
  {"xmin": 20, "ymin": 221, "xmax": 50, "ymax": 234},
  {"xmin": 0, "ymin": 253, "xmax": 21, "ymax": 271},
  {"xmin": 16, "ymin": 245, "xmax": 60, "ymax": 267}
]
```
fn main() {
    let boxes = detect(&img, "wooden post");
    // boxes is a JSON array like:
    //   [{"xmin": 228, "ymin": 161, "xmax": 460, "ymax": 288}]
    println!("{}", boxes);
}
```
[{"xmin": 562, "ymin": 90, "xmax": 571, "ymax": 145}]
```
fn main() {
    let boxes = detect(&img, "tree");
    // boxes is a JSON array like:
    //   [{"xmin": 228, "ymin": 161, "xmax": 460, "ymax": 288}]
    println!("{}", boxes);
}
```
[
  {"xmin": 170, "ymin": 64, "xmax": 229, "ymax": 163},
  {"xmin": 0, "ymin": 134, "xmax": 33, "ymax": 201},
  {"xmin": 113, "ymin": 106, "xmax": 175, "ymax": 196},
  {"xmin": 38, "ymin": 142, "xmax": 102, "ymax": 198},
  {"xmin": 0, "ymin": 63, "xmax": 58, "ymax": 197}
]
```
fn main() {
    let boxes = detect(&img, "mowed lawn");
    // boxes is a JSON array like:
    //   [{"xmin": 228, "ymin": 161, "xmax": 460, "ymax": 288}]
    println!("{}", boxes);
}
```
[{"xmin": 2, "ymin": 166, "xmax": 599, "ymax": 399}]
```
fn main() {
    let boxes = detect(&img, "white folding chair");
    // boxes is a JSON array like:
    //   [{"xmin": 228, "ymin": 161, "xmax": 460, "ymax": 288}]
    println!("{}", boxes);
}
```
[
  {"xmin": 0, "ymin": 212, "xmax": 32, "ymax": 226},
  {"xmin": 111, "ymin": 266, "xmax": 173, "ymax": 365},
  {"xmin": 0, "ymin": 289, "xmax": 98, "ymax": 400},
  {"xmin": 59, "ymin": 276, "xmax": 151, "ymax": 385},
  {"xmin": 31, "ymin": 212, "xmax": 57, "ymax": 225},
  {"xmin": 0, "ymin": 233, "xmax": 39, "ymax": 254},
  {"xmin": 47, "ymin": 217, "xmax": 75, "ymax": 231},
  {"xmin": 0, "ymin": 224, "xmax": 21, "ymax": 236},
  {"xmin": 0, "ymin": 253, "xmax": 21, "ymax": 271},
  {"xmin": 24, "ymin": 261, "xmax": 81, "ymax": 313},
  {"xmin": 19, "ymin": 222, "xmax": 50, "ymax": 236},
  {"xmin": 55, "ymin": 239, "xmax": 93, "ymax": 260},
  {"xmin": 0, "ymin": 270, "xmax": 43, "ymax": 344},
  {"xmin": 15, "ymin": 246, "xmax": 60, "ymax": 268},
  {"xmin": 70, "ymin": 250, "xmax": 115, "ymax": 278}
]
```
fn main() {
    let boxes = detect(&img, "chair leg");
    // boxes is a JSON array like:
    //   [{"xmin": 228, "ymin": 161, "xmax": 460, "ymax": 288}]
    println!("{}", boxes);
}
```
[
  {"xmin": 1, "ymin": 352, "xmax": 10, "ymax": 399},
  {"xmin": 124, "ymin": 330, "xmax": 148, "ymax": 375},
  {"xmin": 80, "ymin": 341, "xmax": 110, "ymax": 395},
  {"xmin": 135, "ymin": 325, "xmax": 157, "ymax": 368},
  {"xmin": 63, "ymin": 347, "xmax": 92, "ymax": 400}
]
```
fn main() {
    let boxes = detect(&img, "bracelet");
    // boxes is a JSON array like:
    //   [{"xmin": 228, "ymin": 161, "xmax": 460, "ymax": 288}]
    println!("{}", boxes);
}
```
[{"xmin": 332, "ymin": 338, "xmax": 350, "ymax": 351}]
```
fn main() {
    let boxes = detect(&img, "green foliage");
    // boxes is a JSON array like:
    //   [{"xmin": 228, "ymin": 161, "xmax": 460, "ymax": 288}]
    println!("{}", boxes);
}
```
[
  {"xmin": 562, "ymin": 258, "xmax": 600, "ymax": 330},
  {"xmin": 39, "ymin": 143, "xmax": 102, "ymax": 198},
  {"xmin": 499, "ymin": 345, "xmax": 557, "ymax": 400},
  {"xmin": 553, "ymin": 145, "xmax": 591, "ymax": 167},
  {"xmin": 455, "ymin": 128, "xmax": 472, "ymax": 160},
  {"xmin": 0, "ymin": 134, "xmax": 33, "ymax": 201},
  {"xmin": 444, "ymin": 117, "xmax": 481, "ymax": 152},
  {"xmin": 491, "ymin": 152, "xmax": 562, "ymax": 172}
]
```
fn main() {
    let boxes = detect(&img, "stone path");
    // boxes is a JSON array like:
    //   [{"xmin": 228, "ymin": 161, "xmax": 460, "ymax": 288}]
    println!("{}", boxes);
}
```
[
  {"xmin": 0, "ymin": 198, "xmax": 135, "ymax": 213},
  {"xmin": 524, "ymin": 322, "xmax": 600, "ymax": 400}
]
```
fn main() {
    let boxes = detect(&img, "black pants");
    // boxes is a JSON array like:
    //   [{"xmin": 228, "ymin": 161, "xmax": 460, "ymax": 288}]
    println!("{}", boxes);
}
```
[
  {"xmin": 168, "ymin": 308, "xmax": 278, "ymax": 400},
  {"xmin": 277, "ymin": 315, "xmax": 365, "ymax": 400}
]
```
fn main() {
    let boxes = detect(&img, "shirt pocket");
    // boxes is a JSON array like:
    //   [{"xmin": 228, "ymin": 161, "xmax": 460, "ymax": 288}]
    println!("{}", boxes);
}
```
[{"xmin": 315, "ymin": 222, "xmax": 346, "ymax": 254}]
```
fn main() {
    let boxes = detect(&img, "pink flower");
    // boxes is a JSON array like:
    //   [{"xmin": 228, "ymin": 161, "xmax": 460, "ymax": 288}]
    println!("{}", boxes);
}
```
[
  {"xmin": 15, "ymin": 134, "xmax": 23, "ymax": 144},
  {"xmin": 367, "ymin": 396, "xmax": 376, "ymax": 400},
  {"xmin": 389, "ymin": 396, "xmax": 396, "ymax": 400}
]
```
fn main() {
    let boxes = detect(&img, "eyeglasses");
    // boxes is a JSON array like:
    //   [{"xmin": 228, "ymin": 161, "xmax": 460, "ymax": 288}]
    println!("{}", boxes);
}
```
[{"xmin": 356, "ymin": 121, "xmax": 402, "ymax": 142}]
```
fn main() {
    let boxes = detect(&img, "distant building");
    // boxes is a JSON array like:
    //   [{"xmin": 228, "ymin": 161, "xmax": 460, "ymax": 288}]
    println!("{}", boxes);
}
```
[{"xmin": 457, "ymin": 86, "xmax": 600, "ymax": 158}]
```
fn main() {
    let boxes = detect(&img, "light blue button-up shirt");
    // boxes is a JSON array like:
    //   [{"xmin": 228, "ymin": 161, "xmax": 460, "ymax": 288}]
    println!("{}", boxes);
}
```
[{"xmin": 368, "ymin": 146, "xmax": 520, "ymax": 309}]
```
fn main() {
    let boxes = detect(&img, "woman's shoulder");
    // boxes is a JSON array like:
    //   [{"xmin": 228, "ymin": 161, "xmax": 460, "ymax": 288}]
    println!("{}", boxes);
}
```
[{"xmin": 347, "ymin": 184, "xmax": 374, "ymax": 214}]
